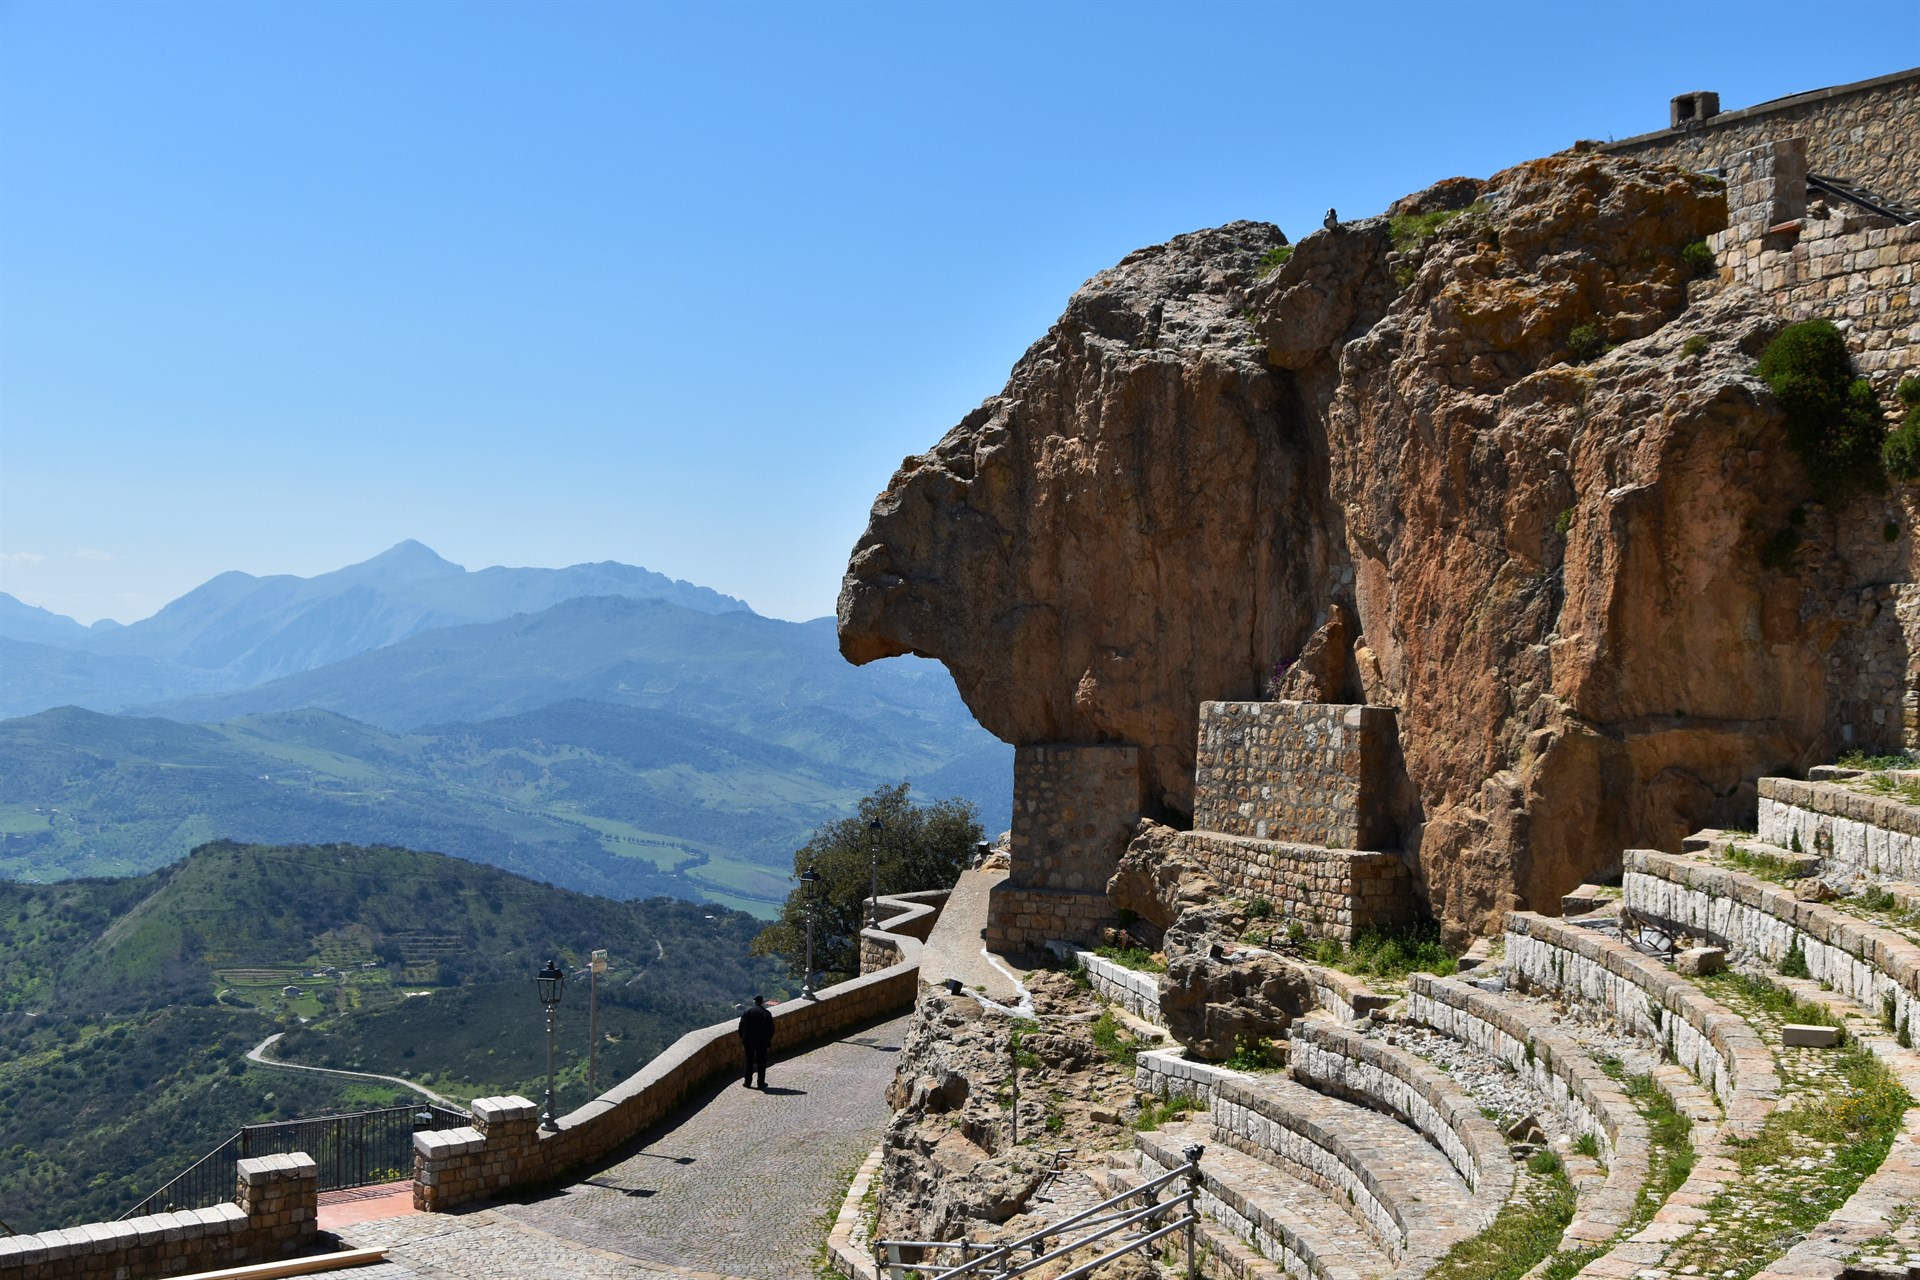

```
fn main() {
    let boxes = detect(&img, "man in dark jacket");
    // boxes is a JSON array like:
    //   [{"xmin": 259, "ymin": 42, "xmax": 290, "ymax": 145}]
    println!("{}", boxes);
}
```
[{"xmin": 738, "ymin": 995, "xmax": 775, "ymax": 1089}]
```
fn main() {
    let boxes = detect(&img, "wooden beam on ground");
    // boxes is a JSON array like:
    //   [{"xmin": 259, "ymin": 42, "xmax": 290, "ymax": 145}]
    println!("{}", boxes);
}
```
[{"xmin": 172, "ymin": 1248, "xmax": 389, "ymax": 1280}]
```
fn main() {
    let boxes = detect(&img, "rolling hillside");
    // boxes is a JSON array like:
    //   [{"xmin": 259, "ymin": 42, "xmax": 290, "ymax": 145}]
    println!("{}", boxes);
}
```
[{"xmin": 0, "ymin": 840, "xmax": 785, "ymax": 1233}]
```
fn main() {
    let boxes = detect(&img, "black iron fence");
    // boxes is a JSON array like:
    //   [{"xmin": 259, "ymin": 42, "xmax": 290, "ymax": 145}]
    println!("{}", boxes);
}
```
[{"xmin": 119, "ymin": 1103, "xmax": 469, "ymax": 1219}]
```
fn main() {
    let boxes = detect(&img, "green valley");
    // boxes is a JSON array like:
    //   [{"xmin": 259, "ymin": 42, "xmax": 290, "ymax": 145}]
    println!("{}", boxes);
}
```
[{"xmin": 0, "ymin": 840, "xmax": 786, "ymax": 1233}]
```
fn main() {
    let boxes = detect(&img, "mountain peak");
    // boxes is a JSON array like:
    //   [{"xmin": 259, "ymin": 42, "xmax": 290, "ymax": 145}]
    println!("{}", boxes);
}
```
[{"xmin": 351, "ymin": 540, "xmax": 466, "ymax": 579}]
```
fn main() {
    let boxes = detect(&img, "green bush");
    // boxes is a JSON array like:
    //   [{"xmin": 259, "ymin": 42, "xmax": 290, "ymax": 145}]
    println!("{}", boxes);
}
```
[
  {"xmin": 1553, "ymin": 507, "xmax": 1574, "ymax": 538},
  {"xmin": 1258, "ymin": 244, "xmax": 1293, "ymax": 277},
  {"xmin": 1682, "ymin": 334, "xmax": 1710, "ymax": 358},
  {"xmin": 1886, "ymin": 377, "xmax": 1920, "ymax": 482},
  {"xmin": 1566, "ymin": 323, "xmax": 1605, "ymax": 364},
  {"xmin": 1681, "ymin": 239, "xmax": 1716, "ymax": 277},
  {"xmin": 1756, "ymin": 320, "xmax": 1886, "ymax": 501}
]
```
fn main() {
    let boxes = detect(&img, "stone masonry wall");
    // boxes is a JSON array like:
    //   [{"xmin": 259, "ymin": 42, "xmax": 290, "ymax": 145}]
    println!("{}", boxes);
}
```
[
  {"xmin": 415, "ymin": 891, "xmax": 944, "ymax": 1211},
  {"xmin": 983, "ymin": 884, "xmax": 1113, "ymax": 952},
  {"xmin": 1758, "ymin": 776, "xmax": 1920, "ymax": 882},
  {"xmin": 1603, "ymin": 68, "xmax": 1919, "ymax": 203},
  {"xmin": 1167, "ymin": 828, "xmax": 1414, "ymax": 944},
  {"xmin": 1622, "ymin": 847, "xmax": 1920, "ymax": 1045},
  {"xmin": 1008, "ymin": 744, "xmax": 1144, "ymax": 892},
  {"xmin": 0, "ymin": 1155, "xmax": 317, "ymax": 1280},
  {"xmin": 1708, "ymin": 136, "xmax": 1920, "ymax": 384},
  {"xmin": 1504, "ymin": 912, "xmax": 1778, "ymax": 1136},
  {"xmin": 1043, "ymin": 943, "xmax": 1162, "ymax": 1022},
  {"xmin": 1193, "ymin": 702, "xmax": 1396, "ymax": 849}
]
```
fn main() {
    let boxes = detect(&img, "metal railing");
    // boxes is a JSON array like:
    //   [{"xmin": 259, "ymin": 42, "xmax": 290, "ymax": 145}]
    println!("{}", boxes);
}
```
[
  {"xmin": 875, "ymin": 1145, "xmax": 1204, "ymax": 1280},
  {"xmin": 119, "ymin": 1103, "xmax": 469, "ymax": 1219}
]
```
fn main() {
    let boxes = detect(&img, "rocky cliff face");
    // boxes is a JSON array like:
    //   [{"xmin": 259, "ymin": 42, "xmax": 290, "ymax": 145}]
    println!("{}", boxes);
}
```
[{"xmin": 840, "ymin": 152, "xmax": 1915, "ymax": 938}]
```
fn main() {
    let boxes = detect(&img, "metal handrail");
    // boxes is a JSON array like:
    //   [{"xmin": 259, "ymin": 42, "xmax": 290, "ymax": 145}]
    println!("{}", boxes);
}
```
[{"xmin": 876, "ymin": 1144, "xmax": 1205, "ymax": 1280}]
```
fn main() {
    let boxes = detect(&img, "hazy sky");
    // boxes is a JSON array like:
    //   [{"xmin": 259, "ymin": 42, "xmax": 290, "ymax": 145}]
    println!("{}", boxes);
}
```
[{"xmin": 1, "ymin": 1, "xmax": 1909, "ymax": 625}]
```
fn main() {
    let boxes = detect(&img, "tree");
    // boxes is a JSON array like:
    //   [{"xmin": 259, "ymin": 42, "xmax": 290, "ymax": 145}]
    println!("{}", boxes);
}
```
[{"xmin": 751, "ymin": 783, "xmax": 981, "ymax": 987}]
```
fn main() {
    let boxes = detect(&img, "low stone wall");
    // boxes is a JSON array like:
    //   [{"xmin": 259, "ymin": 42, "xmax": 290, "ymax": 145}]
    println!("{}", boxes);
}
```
[
  {"xmin": 0, "ymin": 1155, "xmax": 317, "ymax": 1280},
  {"xmin": 1504, "ymin": 912, "xmax": 1778, "ymax": 1137},
  {"xmin": 1209, "ymin": 1077, "xmax": 1410, "ymax": 1262},
  {"xmin": 1047, "ymin": 945, "xmax": 1161, "ymax": 1022},
  {"xmin": 1134, "ymin": 1045, "xmax": 1247, "ymax": 1106},
  {"xmin": 858, "ymin": 890, "xmax": 950, "ymax": 976},
  {"xmin": 1758, "ymin": 776, "xmax": 1920, "ymax": 883},
  {"xmin": 1159, "ymin": 829, "xmax": 1414, "ymax": 944},
  {"xmin": 1286, "ymin": 1021, "xmax": 1512, "ymax": 1207},
  {"xmin": 1623, "ymin": 849, "xmax": 1920, "ymax": 1045},
  {"xmin": 414, "ymin": 890, "xmax": 946, "ymax": 1211},
  {"xmin": 1406, "ymin": 973, "xmax": 1650, "ymax": 1246},
  {"xmin": 1192, "ymin": 701, "xmax": 1396, "ymax": 849}
]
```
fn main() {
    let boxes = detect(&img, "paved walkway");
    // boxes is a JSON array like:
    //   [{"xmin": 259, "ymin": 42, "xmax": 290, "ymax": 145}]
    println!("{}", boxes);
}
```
[
  {"xmin": 327, "ymin": 1014, "xmax": 911, "ymax": 1279},
  {"xmin": 919, "ymin": 867, "xmax": 1027, "ymax": 1003}
]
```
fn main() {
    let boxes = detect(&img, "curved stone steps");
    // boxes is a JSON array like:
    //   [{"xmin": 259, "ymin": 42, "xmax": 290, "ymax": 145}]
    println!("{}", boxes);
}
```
[
  {"xmin": 1209, "ymin": 1072, "xmax": 1483, "ymax": 1275},
  {"xmin": 1402, "ymin": 974, "xmax": 1653, "ymax": 1251},
  {"xmin": 1138, "ymin": 1122, "xmax": 1394, "ymax": 1280}
]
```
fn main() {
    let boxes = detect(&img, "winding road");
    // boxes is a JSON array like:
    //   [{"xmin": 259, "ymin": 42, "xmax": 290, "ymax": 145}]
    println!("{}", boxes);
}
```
[{"xmin": 246, "ymin": 1033, "xmax": 460, "ymax": 1108}]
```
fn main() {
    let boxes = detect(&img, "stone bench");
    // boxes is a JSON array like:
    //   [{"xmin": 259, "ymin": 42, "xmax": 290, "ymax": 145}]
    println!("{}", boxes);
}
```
[
  {"xmin": 1406, "ymin": 973, "xmax": 1650, "ymax": 1246},
  {"xmin": 1505, "ymin": 911, "xmax": 1778, "ymax": 1137}
]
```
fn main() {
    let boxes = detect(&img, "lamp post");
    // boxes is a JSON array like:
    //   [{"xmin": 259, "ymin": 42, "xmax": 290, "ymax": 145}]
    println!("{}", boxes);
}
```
[
  {"xmin": 800, "ymin": 866, "xmax": 823, "ymax": 999},
  {"xmin": 867, "ymin": 817, "xmax": 883, "ymax": 928},
  {"xmin": 535, "ymin": 960, "xmax": 565, "ymax": 1131},
  {"xmin": 588, "ymin": 950, "xmax": 607, "ymax": 1094}
]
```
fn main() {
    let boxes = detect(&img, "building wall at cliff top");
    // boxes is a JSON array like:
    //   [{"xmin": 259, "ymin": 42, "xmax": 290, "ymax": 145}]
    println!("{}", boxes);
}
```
[{"xmin": 1603, "ymin": 68, "xmax": 1919, "ymax": 201}]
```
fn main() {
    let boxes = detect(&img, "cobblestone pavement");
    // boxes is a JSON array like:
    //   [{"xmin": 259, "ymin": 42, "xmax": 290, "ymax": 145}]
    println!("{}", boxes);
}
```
[{"xmin": 331, "ymin": 1014, "xmax": 911, "ymax": 1279}]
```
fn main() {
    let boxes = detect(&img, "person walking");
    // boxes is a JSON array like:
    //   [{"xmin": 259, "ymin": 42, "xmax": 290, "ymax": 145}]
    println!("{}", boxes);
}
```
[{"xmin": 738, "ymin": 995, "xmax": 774, "ymax": 1089}]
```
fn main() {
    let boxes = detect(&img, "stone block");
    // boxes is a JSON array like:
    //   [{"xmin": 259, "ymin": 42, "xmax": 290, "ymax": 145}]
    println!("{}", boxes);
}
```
[
  {"xmin": 1782, "ymin": 1024, "xmax": 1842, "ymax": 1048},
  {"xmin": 1561, "ymin": 884, "xmax": 1614, "ymax": 915},
  {"xmin": 1675, "ymin": 947, "xmax": 1726, "ymax": 976}
]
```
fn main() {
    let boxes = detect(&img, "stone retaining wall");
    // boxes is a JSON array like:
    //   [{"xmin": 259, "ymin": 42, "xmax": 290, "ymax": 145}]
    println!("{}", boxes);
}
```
[
  {"xmin": 1286, "ymin": 1021, "xmax": 1512, "ymax": 1205},
  {"xmin": 1758, "ymin": 776, "xmax": 1920, "ymax": 882},
  {"xmin": 1601, "ymin": 68, "xmax": 1919, "ymax": 204},
  {"xmin": 1193, "ymin": 702, "xmax": 1396, "ymax": 849},
  {"xmin": 1504, "ymin": 912, "xmax": 1778, "ymax": 1137},
  {"xmin": 983, "ymin": 883, "xmax": 1114, "ymax": 951},
  {"xmin": 1622, "ymin": 848, "xmax": 1920, "ymax": 1045},
  {"xmin": 1708, "ymin": 135, "xmax": 1920, "ymax": 385},
  {"xmin": 414, "ymin": 890, "xmax": 946, "ymax": 1211},
  {"xmin": 1406, "ymin": 974, "xmax": 1650, "ymax": 1246},
  {"xmin": 1209, "ymin": 1077, "xmax": 1410, "ymax": 1262},
  {"xmin": 0, "ymin": 1155, "xmax": 317, "ymax": 1280},
  {"xmin": 1047, "ymin": 945, "xmax": 1161, "ymax": 1022},
  {"xmin": 1134, "ymin": 1045, "xmax": 1247, "ymax": 1106},
  {"xmin": 1158, "ymin": 829, "xmax": 1414, "ymax": 945}
]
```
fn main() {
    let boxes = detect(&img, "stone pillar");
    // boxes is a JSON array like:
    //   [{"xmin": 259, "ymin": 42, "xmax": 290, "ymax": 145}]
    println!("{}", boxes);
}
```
[
  {"xmin": 414, "ymin": 1095, "xmax": 540, "ymax": 1211},
  {"xmin": 987, "ymin": 744, "xmax": 1142, "ymax": 949},
  {"xmin": 1192, "ymin": 701, "xmax": 1397, "ymax": 849},
  {"xmin": 234, "ymin": 1152, "xmax": 318, "ymax": 1254}
]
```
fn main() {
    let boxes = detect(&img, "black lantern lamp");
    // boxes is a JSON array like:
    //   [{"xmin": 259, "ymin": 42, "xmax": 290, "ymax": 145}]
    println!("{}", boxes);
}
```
[
  {"xmin": 867, "ymin": 816, "xmax": 884, "ymax": 929},
  {"xmin": 800, "ymin": 866, "xmax": 823, "ymax": 999},
  {"xmin": 536, "ymin": 959, "xmax": 565, "ymax": 1130}
]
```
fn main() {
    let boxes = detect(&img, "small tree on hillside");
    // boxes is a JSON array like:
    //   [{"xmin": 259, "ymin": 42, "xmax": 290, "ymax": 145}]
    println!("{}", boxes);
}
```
[{"xmin": 751, "ymin": 783, "xmax": 981, "ymax": 987}]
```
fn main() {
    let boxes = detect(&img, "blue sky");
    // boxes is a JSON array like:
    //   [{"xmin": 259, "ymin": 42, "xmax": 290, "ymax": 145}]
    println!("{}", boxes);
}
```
[{"xmin": 1, "ymin": 0, "xmax": 1910, "ymax": 624}]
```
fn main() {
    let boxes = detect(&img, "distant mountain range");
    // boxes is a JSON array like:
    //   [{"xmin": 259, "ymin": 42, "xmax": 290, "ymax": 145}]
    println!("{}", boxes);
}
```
[{"xmin": 0, "ymin": 543, "xmax": 1011, "ymax": 909}]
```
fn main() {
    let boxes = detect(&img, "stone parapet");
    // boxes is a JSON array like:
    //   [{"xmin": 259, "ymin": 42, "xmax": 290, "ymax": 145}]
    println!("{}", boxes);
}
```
[
  {"xmin": 1504, "ymin": 911, "xmax": 1778, "ymax": 1137},
  {"xmin": 0, "ymin": 1153, "xmax": 317, "ymax": 1280},
  {"xmin": 857, "ymin": 890, "xmax": 950, "ymax": 976},
  {"xmin": 1622, "ymin": 847, "xmax": 1920, "ymax": 1049},
  {"xmin": 1286, "ymin": 1021, "xmax": 1512, "ymax": 1206},
  {"xmin": 412, "ymin": 889, "xmax": 946, "ymax": 1212},
  {"xmin": 1758, "ymin": 776, "xmax": 1920, "ymax": 882},
  {"xmin": 1601, "ymin": 67, "xmax": 1919, "ymax": 204},
  {"xmin": 1044, "ymin": 944, "xmax": 1162, "ymax": 1022},
  {"xmin": 1161, "ymin": 829, "xmax": 1414, "ymax": 944},
  {"xmin": 1192, "ymin": 702, "xmax": 1396, "ymax": 849},
  {"xmin": 1406, "ymin": 973, "xmax": 1651, "ymax": 1246}
]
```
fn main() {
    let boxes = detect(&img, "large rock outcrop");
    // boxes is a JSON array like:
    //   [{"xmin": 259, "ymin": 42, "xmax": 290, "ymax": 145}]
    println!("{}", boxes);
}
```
[{"xmin": 840, "ymin": 153, "xmax": 1916, "ymax": 938}]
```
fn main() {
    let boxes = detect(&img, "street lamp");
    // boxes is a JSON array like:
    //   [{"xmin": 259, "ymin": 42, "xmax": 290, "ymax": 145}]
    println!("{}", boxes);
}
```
[
  {"xmin": 535, "ymin": 960, "xmax": 565, "ymax": 1130},
  {"xmin": 867, "ymin": 817, "xmax": 883, "ymax": 929},
  {"xmin": 800, "ymin": 866, "xmax": 823, "ymax": 999},
  {"xmin": 588, "ymin": 950, "xmax": 607, "ymax": 1094}
]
